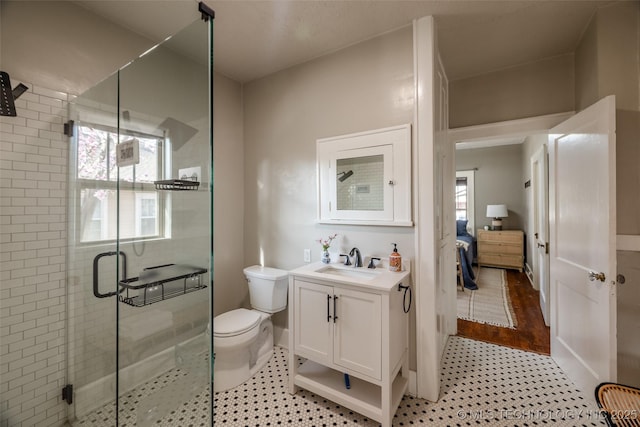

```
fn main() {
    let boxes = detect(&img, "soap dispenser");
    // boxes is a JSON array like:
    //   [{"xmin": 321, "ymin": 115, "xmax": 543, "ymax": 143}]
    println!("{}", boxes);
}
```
[{"xmin": 389, "ymin": 243, "xmax": 402, "ymax": 272}]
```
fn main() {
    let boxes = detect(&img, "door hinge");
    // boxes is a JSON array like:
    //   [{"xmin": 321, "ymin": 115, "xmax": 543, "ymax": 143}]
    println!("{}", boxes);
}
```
[
  {"xmin": 63, "ymin": 120, "xmax": 74, "ymax": 137},
  {"xmin": 62, "ymin": 384, "xmax": 73, "ymax": 405}
]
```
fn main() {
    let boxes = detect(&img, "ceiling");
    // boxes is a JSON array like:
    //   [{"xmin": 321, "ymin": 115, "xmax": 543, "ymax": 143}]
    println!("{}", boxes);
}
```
[{"xmin": 75, "ymin": 0, "xmax": 615, "ymax": 84}]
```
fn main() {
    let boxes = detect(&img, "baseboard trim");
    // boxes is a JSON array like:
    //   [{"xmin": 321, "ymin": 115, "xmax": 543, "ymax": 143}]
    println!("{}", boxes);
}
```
[
  {"xmin": 274, "ymin": 326, "xmax": 288, "ymax": 349},
  {"xmin": 408, "ymin": 369, "xmax": 417, "ymax": 396},
  {"xmin": 524, "ymin": 263, "xmax": 536, "ymax": 289}
]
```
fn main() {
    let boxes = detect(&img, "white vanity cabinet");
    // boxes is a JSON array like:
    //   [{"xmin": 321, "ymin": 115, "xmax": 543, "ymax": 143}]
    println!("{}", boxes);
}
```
[
  {"xmin": 288, "ymin": 264, "xmax": 410, "ymax": 427},
  {"xmin": 294, "ymin": 281, "xmax": 382, "ymax": 380}
]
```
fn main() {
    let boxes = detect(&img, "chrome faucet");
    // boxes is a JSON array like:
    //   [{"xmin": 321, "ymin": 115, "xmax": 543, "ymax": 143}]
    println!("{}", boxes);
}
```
[{"xmin": 349, "ymin": 247, "xmax": 362, "ymax": 268}]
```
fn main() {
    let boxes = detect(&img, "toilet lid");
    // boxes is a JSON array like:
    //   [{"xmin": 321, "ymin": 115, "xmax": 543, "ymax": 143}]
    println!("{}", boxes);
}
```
[{"xmin": 213, "ymin": 309, "xmax": 261, "ymax": 337}]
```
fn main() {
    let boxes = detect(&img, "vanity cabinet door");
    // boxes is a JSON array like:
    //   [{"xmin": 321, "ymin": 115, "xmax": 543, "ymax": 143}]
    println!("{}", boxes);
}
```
[
  {"xmin": 333, "ymin": 288, "xmax": 382, "ymax": 380},
  {"xmin": 293, "ymin": 280, "xmax": 333, "ymax": 365}
]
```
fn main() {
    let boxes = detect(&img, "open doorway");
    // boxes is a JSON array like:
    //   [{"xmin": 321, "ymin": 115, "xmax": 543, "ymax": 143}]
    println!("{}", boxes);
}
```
[{"xmin": 453, "ymin": 135, "xmax": 551, "ymax": 354}]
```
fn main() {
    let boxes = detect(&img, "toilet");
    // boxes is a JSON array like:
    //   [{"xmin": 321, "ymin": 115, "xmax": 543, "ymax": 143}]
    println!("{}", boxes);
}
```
[{"xmin": 212, "ymin": 265, "xmax": 288, "ymax": 392}]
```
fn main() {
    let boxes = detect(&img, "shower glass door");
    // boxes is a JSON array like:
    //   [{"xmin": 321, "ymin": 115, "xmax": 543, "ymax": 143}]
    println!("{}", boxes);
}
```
[{"xmin": 66, "ymin": 14, "xmax": 213, "ymax": 426}]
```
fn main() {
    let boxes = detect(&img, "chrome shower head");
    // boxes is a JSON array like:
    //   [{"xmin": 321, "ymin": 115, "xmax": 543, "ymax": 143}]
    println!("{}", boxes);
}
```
[{"xmin": 337, "ymin": 170, "xmax": 353, "ymax": 182}]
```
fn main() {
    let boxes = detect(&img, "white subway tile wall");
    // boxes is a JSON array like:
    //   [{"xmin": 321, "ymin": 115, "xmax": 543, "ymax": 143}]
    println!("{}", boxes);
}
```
[
  {"xmin": 336, "ymin": 156, "xmax": 384, "ymax": 211},
  {"xmin": 0, "ymin": 81, "xmax": 69, "ymax": 426}
]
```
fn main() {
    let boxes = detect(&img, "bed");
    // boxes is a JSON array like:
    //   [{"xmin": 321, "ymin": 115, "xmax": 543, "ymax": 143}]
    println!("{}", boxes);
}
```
[{"xmin": 456, "ymin": 220, "xmax": 478, "ymax": 290}]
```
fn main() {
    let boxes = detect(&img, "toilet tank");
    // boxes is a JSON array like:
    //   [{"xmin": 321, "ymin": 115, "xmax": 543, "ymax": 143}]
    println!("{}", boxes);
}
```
[{"xmin": 243, "ymin": 265, "xmax": 289, "ymax": 313}]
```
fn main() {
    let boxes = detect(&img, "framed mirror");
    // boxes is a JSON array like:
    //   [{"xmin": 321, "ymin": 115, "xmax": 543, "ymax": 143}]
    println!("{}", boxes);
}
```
[{"xmin": 317, "ymin": 124, "xmax": 412, "ymax": 226}]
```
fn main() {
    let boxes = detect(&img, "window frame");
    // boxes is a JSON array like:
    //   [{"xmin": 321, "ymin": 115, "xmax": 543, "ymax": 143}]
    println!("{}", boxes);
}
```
[
  {"xmin": 135, "ymin": 192, "xmax": 160, "ymax": 237},
  {"xmin": 455, "ymin": 169, "xmax": 475, "ymax": 235},
  {"xmin": 74, "ymin": 122, "xmax": 168, "ymax": 245}
]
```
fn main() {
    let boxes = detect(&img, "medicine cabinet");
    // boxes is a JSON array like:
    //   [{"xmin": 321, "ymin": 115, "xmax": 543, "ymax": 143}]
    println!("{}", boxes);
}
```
[{"xmin": 317, "ymin": 124, "xmax": 412, "ymax": 226}]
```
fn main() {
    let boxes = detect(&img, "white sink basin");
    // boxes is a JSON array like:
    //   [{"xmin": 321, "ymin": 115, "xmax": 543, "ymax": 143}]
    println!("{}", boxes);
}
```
[
  {"xmin": 315, "ymin": 265, "xmax": 380, "ymax": 281},
  {"xmin": 290, "ymin": 261, "xmax": 410, "ymax": 292}
]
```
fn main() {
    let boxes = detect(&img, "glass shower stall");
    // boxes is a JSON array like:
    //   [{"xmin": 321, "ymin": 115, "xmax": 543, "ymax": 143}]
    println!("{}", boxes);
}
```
[{"xmin": 65, "ymin": 10, "xmax": 213, "ymax": 426}]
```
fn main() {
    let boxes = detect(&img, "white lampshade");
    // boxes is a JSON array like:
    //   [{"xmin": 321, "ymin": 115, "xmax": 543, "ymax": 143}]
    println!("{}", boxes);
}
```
[
  {"xmin": 486, "ymin": 205, "xmax": 508, "ymax": 230},
  {"xmin": 486, "ymin": 204, "xmax": 508, "ymax": 219}
]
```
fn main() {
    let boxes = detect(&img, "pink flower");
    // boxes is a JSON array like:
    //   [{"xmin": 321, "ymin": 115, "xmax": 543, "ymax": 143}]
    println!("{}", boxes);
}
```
[{"xmin": 317, "ymin": 234, "xmax": 338, "ymax": 251}]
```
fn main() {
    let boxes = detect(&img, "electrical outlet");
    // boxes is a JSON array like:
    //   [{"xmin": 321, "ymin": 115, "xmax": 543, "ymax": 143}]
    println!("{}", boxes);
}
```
[{"xmin": 304, "ymin": 249, "xmax": 311, "ymax": 263}]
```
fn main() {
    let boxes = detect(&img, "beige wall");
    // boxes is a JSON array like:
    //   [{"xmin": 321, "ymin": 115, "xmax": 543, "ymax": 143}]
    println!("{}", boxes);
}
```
[
  {"xmin": 242, "ymin": 26, "xmax": 415, "ymax": 340},
  {"xmin": 597, "ymin": 2, "xmax": 640, "ymax": 112},
  {"xmin": 575, "ymin": 2, "xmax": 639, "ymax": 112},
  {"xmin": 574, "ymin": 16, "xmax": 599, "ymax": 112},
  {"xmin": 598, "ymin": 2, "xmax": 640, "ymax": 236},
  {"xmin": 574, "ymin": 1, "xmax": 640, "ymax": 234},
  {"xmin": 617, "ymin": 109, "xmax": 640, "ymax": 235},
  {"xmin": 449, "ymin": 54, "xmax": 575, "ymax": 128},
  {"xmin": 213, "ymin": 73, "xmax": 247, "ymax": 316}
]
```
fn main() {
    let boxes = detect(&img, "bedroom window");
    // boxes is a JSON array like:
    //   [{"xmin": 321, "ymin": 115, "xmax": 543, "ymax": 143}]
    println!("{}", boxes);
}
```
[
  {"xmin": 456, "ymin": 170, "xmax": 475, "ymax": 234},
  {"xmin": 76, "ymin": 124, "xmax": 167, "ymax": 243}
]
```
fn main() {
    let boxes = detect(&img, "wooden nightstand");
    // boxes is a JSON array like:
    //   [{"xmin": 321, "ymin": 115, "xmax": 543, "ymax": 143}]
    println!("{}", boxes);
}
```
[{"xmin": 476, "ymin": 229, "xmax": 524, "ymax": 271}]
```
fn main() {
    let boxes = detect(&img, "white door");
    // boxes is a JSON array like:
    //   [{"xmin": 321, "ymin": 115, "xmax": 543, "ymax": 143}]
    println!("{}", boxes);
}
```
[
  {"xmin": 294, "ymin": 280, "xmax": 333, "ymax": 364},
  {"xmin": 333, "ymin": 288, "xmax": 382, "ymax": 380},
  {"xmin": 548, "ymin": 95, "xmax": 616, "ymax": 395},
  {"xmin": 531, "ymin": 145, "xmax": 550, "ymax": 326}
]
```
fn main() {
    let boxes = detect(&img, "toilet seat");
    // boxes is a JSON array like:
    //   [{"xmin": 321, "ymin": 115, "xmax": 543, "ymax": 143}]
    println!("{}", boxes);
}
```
[{"xmin": 214, "ymin": 308, "xmax": 261, "ymax": 337}]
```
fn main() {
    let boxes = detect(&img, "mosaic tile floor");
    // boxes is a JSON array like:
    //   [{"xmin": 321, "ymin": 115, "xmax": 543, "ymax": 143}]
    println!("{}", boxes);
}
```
[{"xmin": 74, "ymin": 336, "xmax": 607, "ymax": 426}]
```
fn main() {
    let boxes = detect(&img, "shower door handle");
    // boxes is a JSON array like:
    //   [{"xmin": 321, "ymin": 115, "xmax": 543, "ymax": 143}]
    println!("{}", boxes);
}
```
[{"xmin": 93, "ymin": 251, "xmax": 127, "ymax": 298}]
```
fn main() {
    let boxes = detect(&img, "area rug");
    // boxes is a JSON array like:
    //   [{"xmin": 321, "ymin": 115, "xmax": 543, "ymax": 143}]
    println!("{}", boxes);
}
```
[{"xmin": 457, "ymin": 267, "xmax": 517, "ymax": 329}]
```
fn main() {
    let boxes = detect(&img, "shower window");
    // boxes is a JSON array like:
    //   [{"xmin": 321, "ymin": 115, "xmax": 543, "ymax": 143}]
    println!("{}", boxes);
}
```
[{"xmin": 76, "ymin": 123, "xmax": 167, "ymax": 243}]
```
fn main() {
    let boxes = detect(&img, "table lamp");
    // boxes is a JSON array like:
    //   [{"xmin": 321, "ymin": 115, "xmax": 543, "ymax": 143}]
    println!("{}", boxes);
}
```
[{"xmin": 486, "ymin": 204, "xmax": 508, "ymax": 230}]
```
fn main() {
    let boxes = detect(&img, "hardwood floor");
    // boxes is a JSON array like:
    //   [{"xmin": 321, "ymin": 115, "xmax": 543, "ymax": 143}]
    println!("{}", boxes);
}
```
[{"xmin": 457, "ymin": 269, "xmax": 551, "ymax": 355}]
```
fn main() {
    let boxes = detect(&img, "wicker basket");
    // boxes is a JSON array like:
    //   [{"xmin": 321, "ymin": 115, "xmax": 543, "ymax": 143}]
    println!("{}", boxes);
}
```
[
  {"xmin": 153, "ymin": 179, "xmax": 199, "ymax": 191},
  {"xmin": 595, "ymin": 382, "xmax": 640, "ymax": 427}
]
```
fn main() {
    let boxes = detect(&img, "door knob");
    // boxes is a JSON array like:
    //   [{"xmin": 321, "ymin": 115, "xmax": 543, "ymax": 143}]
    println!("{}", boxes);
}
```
[{"xmin": 588, "ymin": 271, "xmax": 606, "ymax": 282}]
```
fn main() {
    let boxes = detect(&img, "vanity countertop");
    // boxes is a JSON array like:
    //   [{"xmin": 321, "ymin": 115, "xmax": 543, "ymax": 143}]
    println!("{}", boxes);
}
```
[{"xmin": 289, "ymin": 261, "xmax": 410, "ymax": 292}]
